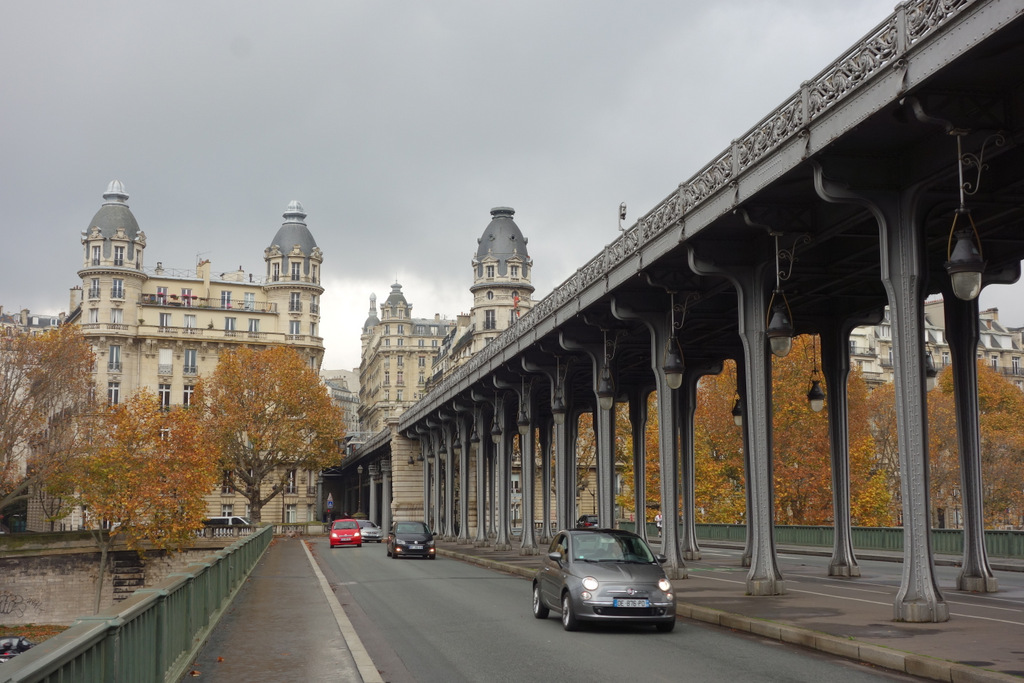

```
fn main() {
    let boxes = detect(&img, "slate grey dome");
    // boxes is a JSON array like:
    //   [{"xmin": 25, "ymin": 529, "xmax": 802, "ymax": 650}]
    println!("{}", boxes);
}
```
[
  {"xmin": 475, "ymin": 207, "xmax": 530, "ymax": 276},
  {"xmin": 87, "ymin": 180, "xmax": 141, "ymax": 241},
  {"xmin": 384, "ymin": 282, "xmax": 410, "ymax": 309},
  {"xmin": 362, "ymin": 293, "xmax": 380, "ymax": 333},
  {"xmin": 268, "ymin": 200, "xmax": 318, "ymax": 256}
]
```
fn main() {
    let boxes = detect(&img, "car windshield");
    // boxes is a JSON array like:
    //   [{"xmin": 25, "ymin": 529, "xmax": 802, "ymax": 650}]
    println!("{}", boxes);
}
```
[
  {"xmin": 359, "ymin": 520, "xmax": 378, "ymax": 529},
  {"xmin": 334, "ymin": 520, "xmax": 358, "ymax": 530},
  {"xmin": 395, "ymin": 522, "xmax": 429, "ymax": 534},
  {"xmin": 571, "ymin": 532, "xmax": 655, "ymax": 563}
]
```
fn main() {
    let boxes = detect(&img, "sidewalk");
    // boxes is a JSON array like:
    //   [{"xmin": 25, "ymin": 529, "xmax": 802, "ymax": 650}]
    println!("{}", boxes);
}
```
[
  {"xmin": 434, "ymin": 538, "xmax": 1024, "ymax": 682},
  {"xmin": 185, "ymin": 536, "xmax": 375, "ymax": 682}
]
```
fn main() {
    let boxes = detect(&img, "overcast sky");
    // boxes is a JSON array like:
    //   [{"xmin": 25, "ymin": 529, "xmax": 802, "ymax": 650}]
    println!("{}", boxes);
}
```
[{"xmin": 3, "ymin": 1, "xmax": 1021, "ymax": 371}]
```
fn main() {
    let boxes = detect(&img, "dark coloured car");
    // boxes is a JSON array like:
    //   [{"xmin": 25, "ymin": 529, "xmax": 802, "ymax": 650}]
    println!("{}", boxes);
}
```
[
  {"xmin": 386, "ymin": 520, "xmax": 436, "ymax": 559},
  {"xmin": 0, "ymin": 636, "xmax": 33, "ymax": 662},
  {"xmin": 576, "ymin": 515, "xmax": 599, "ymax": 528},
  {"xmin": 358, "ymin": 519, "xmax": 383, "ymax": 542},
  {"xmin": 329, "ymin": 518, "xmax": 362, "ymax": 548},
  {"xmin": 532, "ymin": 529, "xmax": 676, "ymax": 632}
]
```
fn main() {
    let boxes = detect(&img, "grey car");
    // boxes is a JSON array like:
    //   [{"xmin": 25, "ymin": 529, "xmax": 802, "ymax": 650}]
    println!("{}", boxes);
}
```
[
  {"xmin": 532, "ymin": 529, "xmax": 676, "ymax": 632},
  {"xmin": 358, "ymin": 519, "xmax": 383, "ymax": 542}
]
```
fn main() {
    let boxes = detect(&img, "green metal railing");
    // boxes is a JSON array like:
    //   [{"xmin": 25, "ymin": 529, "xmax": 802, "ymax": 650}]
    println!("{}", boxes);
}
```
[
  {"xmin": 623, "ymin": 523, "xmax": 1024, "ymax": 559},
  {"xmin": 0, "ymin": 524, "xmax": 273, "ymax": 683}
]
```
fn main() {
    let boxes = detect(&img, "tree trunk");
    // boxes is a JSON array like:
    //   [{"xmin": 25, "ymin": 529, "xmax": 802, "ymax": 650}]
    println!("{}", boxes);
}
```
[{"xmin": 93, "ymin": 534, "xmax": 110, "ymax": 614}]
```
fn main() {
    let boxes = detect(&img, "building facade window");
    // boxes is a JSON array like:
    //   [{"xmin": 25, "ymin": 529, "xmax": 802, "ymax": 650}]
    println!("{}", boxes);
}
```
[
  {"xmin": 290, "ymin": 320, "xmax": 300, "ymax": 335},
  {"xmin": 291, "ymin": 262, "xmax": 300, "ymax": 281},
  {"xmin": 384, "ymin": 371, "xmax": 390, "ymax": 385},
  {"xmin": 286, "ymin": 469, "xmax": 297, "ymax": 495},
  {"xmin": 108, "ymin": 381, "xmax": 120, "ymax": 406},
  {"xmin": 221, "ymin": 503, "xmax": 234, "ymax": 516},
  {"xmin": 89, "ymin": 278, "xmax": 101, "ymax": 298},
  {"xmin": 110, "ymin": 308, "xmax": 123, "ymax": 325},
  {"xmin": 157, "ymin": 286, "xmax": 168, "ymax": 302},
  {"xmin": 158, "ymin": 384, "xmax": 171, "ymax": 410},
  {"xmin": 88, "ymin": 308, "xmax": 99, "ymax": 324},
  {"xmin": 113, "ymin": 246, "xmax": 125, "ymax": 266},
  {"xmin": 91, "ymin": 245, "xmax": 101, "ymax": 266},
  {"xmin": 510, "ymin": 265, "xmax": 519, "ymax": 277},
  {"xmin": 111, "ymin": 278, "xmax": 124, "ymax": 299},
  {"xmin": 310, "ymin": 322, "xmax": 317, "ymax": 337},
  {"xmin": 486, "ymin": 265, "xmax": 495, "ymax": 278},
  {"xmin": 183, "ymin": 384, "xmax": 195, "ymax": 406},
  {"xmin": 182, "ymin": 288, "xmax": 193, "ymax": 306},
  {"xmin": 1013, "ymin": 356, "xmax": 1021, "ymax": 374},
  {"xmin": 285, "ymin": 504, "xmax": 297, "ymax": 523},
  {"xmin": 272, "ymin": 263, "xmax": 280, "ymax": 282},
  {"xmin": 184, "ymin": 349, "xmax": 197, "ymax": 375},
  {"xmin": 108, "ymin": 345, "xmax": 121, "ymax": 372},
  {"xmin": 184, "ymin": 314, "xmax": 197, "ymax": 329},
  {"xmin": 248, "ymin": 319, "xmax": 260, "ymax": 333},
  {"xmin": 418, "ymin": 356, "xmax": 425, "ymax": 367},
  {"xmin": 158, "ymin": 348, "xmax": 172, "ymax": 375},
  {"xmin": 484, "ymin": 310, "xmax": 496, "ymax": 330},
  {"xmin": 225, "ymin": 316, "xmax": 236, "ymax": 332},
  {"xmin": 221, "ymin": 291, "xmax": 232, "ymax": 308},
  {"xmin": 289, "ymin": 292, "xmax": 301, "ymax": 312},
  {"xmin": 159, "ymin": 312, "xmax": 171, "ymax": 328}
]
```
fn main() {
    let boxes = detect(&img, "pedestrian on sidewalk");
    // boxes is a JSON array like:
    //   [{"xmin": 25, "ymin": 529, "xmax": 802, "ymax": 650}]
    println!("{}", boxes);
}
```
[{"xmin": 655, "ymin": 512, "xmax": 662, "ymax": 536}]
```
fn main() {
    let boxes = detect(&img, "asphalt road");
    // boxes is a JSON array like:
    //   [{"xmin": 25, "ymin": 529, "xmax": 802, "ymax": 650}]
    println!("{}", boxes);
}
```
[{"xmin": 315, "ymin": 538, "xmax": 919, "ymax": 683}]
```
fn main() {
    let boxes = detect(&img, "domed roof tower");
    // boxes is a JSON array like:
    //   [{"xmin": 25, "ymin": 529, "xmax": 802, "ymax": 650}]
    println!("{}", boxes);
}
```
[
  {"xmin": 80, "ymin": 180, "xmax": 146, "ymax": 269},
  {"xmin": 469, "ymin": 207, "xmax": 534, "ymax": 353}
]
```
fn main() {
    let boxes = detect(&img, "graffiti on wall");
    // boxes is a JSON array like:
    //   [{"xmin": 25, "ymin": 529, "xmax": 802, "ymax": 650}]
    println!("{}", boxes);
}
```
[{"xmin": 0, "ymin": 590, "xmax": 43, "ymax": 618}]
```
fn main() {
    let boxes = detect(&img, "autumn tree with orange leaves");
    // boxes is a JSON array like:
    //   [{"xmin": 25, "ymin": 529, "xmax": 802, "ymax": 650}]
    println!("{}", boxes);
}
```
[
  {"xmin": 0, "ymin": 326, "xmax": 95, "ymax": 521},
  {"xmin": 68, "ymin": 389, "xmax": 218, "ymax": 612},
  {"xmin": 202, "ymin": 346, "xmax": 344, "ymax": 523},
  {"xmin": 926, "ymin": 364, "xmax": 1024, "ymax": 528}
]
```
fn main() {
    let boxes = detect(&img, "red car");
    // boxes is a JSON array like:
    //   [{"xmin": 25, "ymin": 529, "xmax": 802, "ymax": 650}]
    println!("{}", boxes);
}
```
[{"xmin": 329, "ymin": 518, "xmax": 362, "ymax": 548}]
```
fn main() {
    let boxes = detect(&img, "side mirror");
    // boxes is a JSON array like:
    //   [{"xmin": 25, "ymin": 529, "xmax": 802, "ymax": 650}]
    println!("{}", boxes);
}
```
[
  {"xmin": 431, "ymin": 532, "xmax": 438, "ymax": 537},
  {"xmin": 547, "ymin": 551, "xmax": 562, "ymax": 563},
  {"xmin": 655, "ymin": 554, "xmax": 668, "ymax": 564}
]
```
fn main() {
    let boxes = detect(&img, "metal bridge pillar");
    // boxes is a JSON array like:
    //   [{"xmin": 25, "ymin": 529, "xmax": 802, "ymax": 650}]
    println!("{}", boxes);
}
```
[
  {"xmin": 472, "ymin": 407, "xmax": 489, "ymax": 547},
  {"xmin": 626, "ymin": 386, "xmax": 650, "ymax": 544},
  {"xmin": 943, "ymin": 290, "xmax": 998, "ymax": 593},
  {"xmin": 608, "ymin": 298, "xmax": 687, "ymax": 578},
  {"xmin": 689, "ymin": 250, "xmax": 784, "ymax": 595},
  {"xmin": 819, "ymin": 319, "xmax": 861, "ymax": 578},
  {"xmin": 678, "ymin": 362, "xmax": 722, "ymax": 561}
]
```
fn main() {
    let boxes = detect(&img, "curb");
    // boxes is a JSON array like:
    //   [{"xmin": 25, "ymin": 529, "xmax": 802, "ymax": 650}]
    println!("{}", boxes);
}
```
[{"xmin": 438, "ymin": 548, "xmax": 1021, "ymax": 683}]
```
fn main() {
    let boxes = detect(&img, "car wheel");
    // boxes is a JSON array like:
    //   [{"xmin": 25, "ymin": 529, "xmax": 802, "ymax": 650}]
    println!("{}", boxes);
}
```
[
  {"xmin": 656, "ymin": 620, "xmax": 676, "ymax": 633},
  {"xmin": 561, "ymin": 592, "xmax": 579, "ymax": 631},
  {"xmin": 429, "ymin": 554, "xmax": 436, "ymax": 560},
  {"xmin": 532, "ymin": 584, "xmax": 549, "ymax": 620}
]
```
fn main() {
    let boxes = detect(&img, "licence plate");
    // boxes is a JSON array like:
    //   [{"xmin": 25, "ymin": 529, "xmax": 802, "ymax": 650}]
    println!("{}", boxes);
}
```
[
  {"xmin": 410, "ymin": 544, "xmax": 423, "ymax": 549},
  {"xmin": 614, "ymin": 598, "xmax": 650, "ymax": 608}
]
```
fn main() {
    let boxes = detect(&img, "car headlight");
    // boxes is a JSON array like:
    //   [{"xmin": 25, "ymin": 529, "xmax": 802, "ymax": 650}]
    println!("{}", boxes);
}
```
[
  {"xmin": 582, "ymin": 576, "xmax": 599, "ymax": 591},
  {"xmin": 658, "ymin": 578, "xmax": 672, "ymax": 592}
]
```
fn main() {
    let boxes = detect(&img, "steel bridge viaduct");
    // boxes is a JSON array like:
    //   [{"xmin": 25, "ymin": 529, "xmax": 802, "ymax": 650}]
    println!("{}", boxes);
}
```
[{"xmin": 346, "ymin": 0, "xmax": 1024, "ymax": 623}]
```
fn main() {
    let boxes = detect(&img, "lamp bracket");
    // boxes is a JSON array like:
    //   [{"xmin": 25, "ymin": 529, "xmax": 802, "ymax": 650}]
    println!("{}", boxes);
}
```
[
  {"xmin": 773, "ymin": 232, "xmax": 812, "ymax": 284},
  {"xmin": 958, "ymin": 131, "xmax": 1006, "ymax": 204}
]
